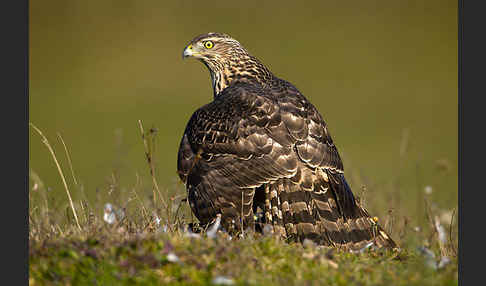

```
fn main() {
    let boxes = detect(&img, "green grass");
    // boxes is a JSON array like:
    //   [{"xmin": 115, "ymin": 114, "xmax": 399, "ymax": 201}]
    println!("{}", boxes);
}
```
[{"xmin": 29, "ymin": 226, "xmax": 457, "ymax": 285}]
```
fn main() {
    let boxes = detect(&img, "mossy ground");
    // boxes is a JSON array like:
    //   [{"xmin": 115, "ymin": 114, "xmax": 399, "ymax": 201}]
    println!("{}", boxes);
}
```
[{"xmin": 29, "ymin": 203, "xmax": 458, "ymax": 286}]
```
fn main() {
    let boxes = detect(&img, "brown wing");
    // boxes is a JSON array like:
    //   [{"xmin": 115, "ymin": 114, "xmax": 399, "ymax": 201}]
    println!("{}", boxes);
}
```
[{"xmin": 177, "ymin": 81, "xmax": 345, "ymax": 222}]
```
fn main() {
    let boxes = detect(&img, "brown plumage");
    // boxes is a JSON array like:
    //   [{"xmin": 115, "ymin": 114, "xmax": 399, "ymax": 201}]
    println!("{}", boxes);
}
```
[{"xmin": 178, "ymin": 32, "xmax": 397, "ymax": 251}]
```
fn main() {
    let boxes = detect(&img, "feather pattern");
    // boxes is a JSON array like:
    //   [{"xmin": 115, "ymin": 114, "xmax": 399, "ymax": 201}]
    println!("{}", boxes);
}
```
[{"xmin": 177, "ymin": 33, "xmax": 397, "ymax": 250}]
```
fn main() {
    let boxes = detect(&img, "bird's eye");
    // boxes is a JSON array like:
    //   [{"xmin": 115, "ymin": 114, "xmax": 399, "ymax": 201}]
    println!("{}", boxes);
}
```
[{"xmin": 204, "ymin": 41, "xmax": 214, "ymax": 49}]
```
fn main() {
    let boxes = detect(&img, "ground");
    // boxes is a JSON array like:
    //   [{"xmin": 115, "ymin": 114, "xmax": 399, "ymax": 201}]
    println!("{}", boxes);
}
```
[{"xmin": 29, "ymin": 226, "xmax": 457, "ymax": 285}]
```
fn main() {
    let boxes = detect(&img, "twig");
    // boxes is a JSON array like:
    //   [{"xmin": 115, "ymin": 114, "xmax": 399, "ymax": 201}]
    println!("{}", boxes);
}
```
[
  {"xmin": 423, "ymin": 198, "xmax": 436, "ymax": 243},
  {"xmin": 78, "ymin": 200, "xmax": 87, "ymax": 225},
  {"xmin": 58, "ymin": 133, "xmax": 89, "ymax": 224},
  {"xmin": 449, "ymin": 208, "xmax": 457, "ymax": 257},
  {"xmin": 137, "ymin": 120, "xmax": 168, "ymax": 209},
  {"xmin": 30, "ymin": 123, "xmax": 81, "ymax": 230},
  {"xmin": 57, "ymin": 133, "xmax": 78, "ymax": 186}
]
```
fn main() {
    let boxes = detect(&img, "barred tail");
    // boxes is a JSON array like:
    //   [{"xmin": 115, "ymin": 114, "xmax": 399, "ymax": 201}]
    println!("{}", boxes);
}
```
[{"xmin": 263, "ymin": 167, "xmax": 397, "ymax": 251}]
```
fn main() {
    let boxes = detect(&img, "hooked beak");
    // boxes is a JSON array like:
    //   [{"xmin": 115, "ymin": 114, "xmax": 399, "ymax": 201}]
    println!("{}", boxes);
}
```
[{"xmin": 182, "ymin": 44, "xmax": 194, "ymax": 60}]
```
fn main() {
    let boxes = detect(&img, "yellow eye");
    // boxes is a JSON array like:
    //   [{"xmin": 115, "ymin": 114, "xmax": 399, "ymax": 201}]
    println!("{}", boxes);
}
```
[{"xmin": 204, "ymin": 41, "xmax": 214, "ymax": 49}]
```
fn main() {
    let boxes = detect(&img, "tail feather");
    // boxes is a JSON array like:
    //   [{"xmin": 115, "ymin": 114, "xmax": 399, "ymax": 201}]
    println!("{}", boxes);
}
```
[{"xmin": 263, "ymin": 167, "xmax": 397, "ymax": 251}]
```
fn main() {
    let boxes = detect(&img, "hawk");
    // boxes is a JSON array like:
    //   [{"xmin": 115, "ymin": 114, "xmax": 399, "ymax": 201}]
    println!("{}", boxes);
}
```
[{"xmin": 177, "ymin": 32, "xmax": 396, "ymax": 250}]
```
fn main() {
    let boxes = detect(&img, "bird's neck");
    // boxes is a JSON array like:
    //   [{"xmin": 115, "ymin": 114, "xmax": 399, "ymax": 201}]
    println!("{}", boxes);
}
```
[{"xmin": 210, "ymin": 55, "xmax": 274, "ymax": 98}]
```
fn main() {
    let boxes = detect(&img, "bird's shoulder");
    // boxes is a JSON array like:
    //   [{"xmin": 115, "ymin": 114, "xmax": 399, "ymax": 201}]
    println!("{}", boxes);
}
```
[
  {"xmin": 181, "ymin": 78, "xmax": 343, "ymax": 171},
  {"xmin": 177, "ymin": 81, "xmax": 277, "ymax": 182},
  {"xmin": 184, "ymin": 82, "xmax": 273, "ymax": 140}
]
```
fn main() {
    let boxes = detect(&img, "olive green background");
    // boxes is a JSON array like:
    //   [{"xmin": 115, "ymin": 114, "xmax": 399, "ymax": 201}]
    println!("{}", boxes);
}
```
[{"xmin": 29, "ymin": 1, "xmax": 457, "ymax": 225}]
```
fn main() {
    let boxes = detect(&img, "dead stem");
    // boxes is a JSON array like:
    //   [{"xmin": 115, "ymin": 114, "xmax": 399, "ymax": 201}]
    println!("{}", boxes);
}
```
[
  {"xmin": 57, "ymin": 132, "xmax": 79, "ymax": 186},
  {"xmin": 30, "ymin": 123, "xmax": 81, "ymax": 230},
  {"xmin": 449, "ymin": 208, "xmax": 457, "ymax": 257},
  {"xmin": 138, "ymin": 120, "xmax": 167, "ymax": 207}
]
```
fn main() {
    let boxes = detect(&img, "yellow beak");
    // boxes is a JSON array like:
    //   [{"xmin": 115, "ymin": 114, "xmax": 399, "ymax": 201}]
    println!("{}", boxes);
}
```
[{"xmin": 182, "ymin": 44, "xmax": 194, "ymax": 59}]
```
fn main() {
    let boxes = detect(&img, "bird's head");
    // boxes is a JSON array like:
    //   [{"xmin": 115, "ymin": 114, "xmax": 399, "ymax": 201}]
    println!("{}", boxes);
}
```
[
  {"xmin": 182, "ymin": 32, "xmax": 242, "ymax": 69},
  {"xmin": 182, "ymin": 33, "xmax": 240, "ymax": 64},
  {"xmin": 182, "ymin": 32, "xmax": 272, "ymax": 97}
]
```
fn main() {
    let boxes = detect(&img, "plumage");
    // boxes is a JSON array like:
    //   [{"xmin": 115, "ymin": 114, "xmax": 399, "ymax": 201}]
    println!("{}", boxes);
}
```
[{"xmin": 177, "ymin": 32, "xmax": 397, "ymax": 250}]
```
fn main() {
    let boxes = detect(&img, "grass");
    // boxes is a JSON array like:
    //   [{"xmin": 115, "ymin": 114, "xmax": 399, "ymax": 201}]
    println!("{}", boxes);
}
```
[
  {"xmin": 29, "ymin": 230, "xmax": 458, "ymax": 285},
  {"xmin": 29, "ymin": 123, "xmax": 458, "ymax": 285}
]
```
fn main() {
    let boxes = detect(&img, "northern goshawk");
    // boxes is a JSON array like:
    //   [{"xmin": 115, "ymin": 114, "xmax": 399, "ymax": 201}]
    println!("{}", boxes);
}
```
[{"xmin": 177, "ymin": 32, "xmax": 396, "ymax": 250}]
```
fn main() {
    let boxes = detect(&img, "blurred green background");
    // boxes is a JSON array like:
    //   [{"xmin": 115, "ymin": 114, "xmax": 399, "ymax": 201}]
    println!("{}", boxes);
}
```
[{"xmin": 29, "ymin": 0, "xmax": 457, "ymax": 228}]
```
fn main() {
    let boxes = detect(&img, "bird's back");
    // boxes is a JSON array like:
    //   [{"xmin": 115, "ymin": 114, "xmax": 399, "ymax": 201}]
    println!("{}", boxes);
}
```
[{"xmin": 178, "ymin": 32, "xmax": 397, "ymax": 251}]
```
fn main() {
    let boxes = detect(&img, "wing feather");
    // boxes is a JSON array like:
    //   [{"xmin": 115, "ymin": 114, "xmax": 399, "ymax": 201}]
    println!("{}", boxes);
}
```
[{"xmin": 177, "ymin": 81, "xmax": 352, "ymax": 227}]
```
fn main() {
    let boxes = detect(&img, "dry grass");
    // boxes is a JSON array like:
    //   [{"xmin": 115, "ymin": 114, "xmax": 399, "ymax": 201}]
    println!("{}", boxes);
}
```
[{"xmin": 29, "ymin": 124, "xmax": 458, "ymax": 285}]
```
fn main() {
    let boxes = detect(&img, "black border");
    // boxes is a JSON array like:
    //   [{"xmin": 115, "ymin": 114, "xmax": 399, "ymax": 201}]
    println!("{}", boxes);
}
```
[
  {"xmin": 459, "ymin": 0, "xmax": 485, "ymax": 284},
  {"xmin": 2, "ymin": 0, "xmax": 28, "ymax": 283}
]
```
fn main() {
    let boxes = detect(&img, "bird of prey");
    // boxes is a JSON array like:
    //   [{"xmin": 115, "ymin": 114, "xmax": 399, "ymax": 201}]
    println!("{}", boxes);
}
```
[{"xmin": 177, "ymin": 32, "xmax": 396, "ymax": 250}]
